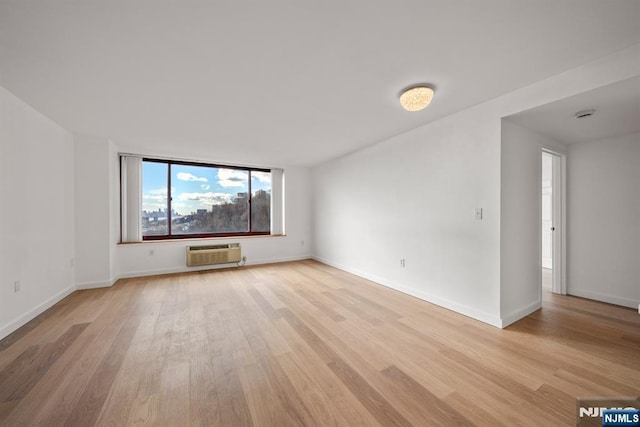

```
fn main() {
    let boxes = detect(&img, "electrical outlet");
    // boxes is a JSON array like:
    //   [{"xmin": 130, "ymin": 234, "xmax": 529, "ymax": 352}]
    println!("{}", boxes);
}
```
[
  {"xmin": 400, "ymin": 258, "xmax": 406, "ymax": 268},
  {"xmin": 14, "ymin": 280, "xmax": 20, "ymax": 293},
  {"xmin": 300, "ymin": 240, "xmax": 305, "ymax": 246},
  {"xmin": 149, "ymin": 249, "xmax": 155, "ymax": 256},
  {"xmin": 70, "ymin": 258, "xmax": 74, "ymax": 268}
]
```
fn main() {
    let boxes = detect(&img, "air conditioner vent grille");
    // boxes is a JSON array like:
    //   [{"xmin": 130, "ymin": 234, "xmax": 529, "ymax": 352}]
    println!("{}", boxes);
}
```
[{"xmin": 186, "ymin": 243, "xmax": 241, "ymax": 266}]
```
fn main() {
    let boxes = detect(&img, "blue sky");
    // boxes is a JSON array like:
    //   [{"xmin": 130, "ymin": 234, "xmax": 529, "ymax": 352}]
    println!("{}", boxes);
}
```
[{"xmin": 142, "ymin": 162, "xmax": 271, "ymax": 215}]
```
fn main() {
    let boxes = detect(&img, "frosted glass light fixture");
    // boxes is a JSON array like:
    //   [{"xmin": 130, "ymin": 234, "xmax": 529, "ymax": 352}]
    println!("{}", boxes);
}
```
[{"xmin": 399, "ymin": 86, "xmax": 434, "ymax": 111}]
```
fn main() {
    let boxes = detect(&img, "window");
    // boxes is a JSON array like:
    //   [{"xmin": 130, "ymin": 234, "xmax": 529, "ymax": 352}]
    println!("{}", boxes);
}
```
[
  {"xmin": 120, "ymin": 155, "xmax": 283, "ymax": 242},
  {"xmin": 141, "ymin": 159, "xmax": 271, "ymax": 239}
]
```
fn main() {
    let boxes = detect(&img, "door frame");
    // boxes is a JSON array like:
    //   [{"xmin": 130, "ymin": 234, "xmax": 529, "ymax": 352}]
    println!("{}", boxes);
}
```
[{"xmin": 541, "ymin": 148, "xmax": 567, "ymax": 295}]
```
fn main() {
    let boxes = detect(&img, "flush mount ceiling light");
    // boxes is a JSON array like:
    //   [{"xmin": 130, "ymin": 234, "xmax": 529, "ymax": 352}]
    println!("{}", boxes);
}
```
[{"xmin": 399, "ymin": 86, "xmax": 434, "ymax": 111}]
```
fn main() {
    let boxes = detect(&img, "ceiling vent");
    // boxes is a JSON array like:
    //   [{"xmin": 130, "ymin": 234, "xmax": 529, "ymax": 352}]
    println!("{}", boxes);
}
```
[{"xmin": 574, "ymin": 109, "xmax": 596, "ymax": 119}]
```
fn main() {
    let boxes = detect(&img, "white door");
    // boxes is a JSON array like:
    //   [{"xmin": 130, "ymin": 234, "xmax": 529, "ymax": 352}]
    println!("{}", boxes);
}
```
[
  {"xmin": 541, "ymin": 153, "xmax": 553, "ymax": 269},
  {"xmin": 541, "ymin": 149, "xmax": 565, "ymax": 295}
]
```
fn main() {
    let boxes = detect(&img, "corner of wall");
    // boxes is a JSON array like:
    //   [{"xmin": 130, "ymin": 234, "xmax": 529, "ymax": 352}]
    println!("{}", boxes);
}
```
[{"xmin": 500, "ymin": 301, "xmax": 542, "ymax": 328}]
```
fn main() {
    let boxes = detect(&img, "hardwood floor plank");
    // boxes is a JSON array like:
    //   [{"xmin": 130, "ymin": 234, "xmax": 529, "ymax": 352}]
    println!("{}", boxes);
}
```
[
  {"xmin": 329, "ymin": 316, "xmax": 398, "ymax": 371},
  {"xmin": 295, "ymin": 289, "xmax": 347, "ymax": 323},
  {"xmin": 0, "ymin": 322, "xmax": 88, "ymax": 403},
  {"xmin": 535, "ymin": 384, "xmax": 576, "ymax": 420},
  {"xmin": 211, "ymin": 351, "xmax": 253, "ymax": 427},
  {"xmin": 126, "ymin": 278, "xmax": 179, "ymax": 425},
  {"xmin": 205, "ymin": 296, "xmax": 253, "ymax": 426},
  {"xmin": 20, "ymin": 285, "xmax": 140, "ymax": 426},
  {"xmin": 443, "ymin": 392, "xmax": 506, "ymax": 426},
  {"xmin": 278, "ymin": 307, "xmax": 338, "ymax": 364},
  {"xmin": 0, "ymin": 260, "xmax": 638, "ymax": 426},
  {"xmin": 0, "ymin": 400, "xmax": 19, "ymax": 421},
  {"xmin": 515, "ymin": 318, "xmax": 639, "ymax": 370},
  {"xmin": 327, "ymin": 357, "xmax": 412, "ymax": 427},
  {"xmin": 381, "ymin": 364, "xmax": 474, "ymax": 426},
  {"xmin": 439, "ymin": 347, "xmax": 574, "ymax": 425},
  {"xmin": 276, "ymin": 351, "xmax": 381, "ymax": 427},
  {"xmin": 237, "ymin": 361, "xmax": 283, "ymax": 426},
  {"xmin": 156, "ymin": 276, "xmax": 194, "ymax": 427},
  {"xmin": 247, "ymin": 287, "xmax": 282, "ymax": 320},
  {"xmin": 338, "ymin": 288, "xmax": 403, "ymax": 320},
  {"xmin": 560, "ymin": 363, "xmax": 640, "ymax": 396},
  {"xmin": 274, "ymin": 352, "xmax": 353, "ymax": 426},
  {"xmin": 239, "ymin": 309, "xmax": 318, "ymax": 426},
  {"xmin": 321, "ymin": 290, "xmax": 385, "ymax": 326},
  {"xmin": 188, "ymin": 325, "xmax": 220, "ymax": 427},
  {"xmin": 399, "ymin": 312, "xmax": 546, "ymax": 391},
  {"xmin": 553, "ymin": 368, "xmax": 632, "ymax": 397},
  {"xmin": 95, "ymin": 282, "xmax": 167, "ymax": 426},
  {"xmin": 0, "ymin": 345, "xmax": 39, "ymax": 387},
  {"xmin": 0, "ymin": 298, "xmax": 70, "ymax": 352},
  {"xmin": 64, "ymin": 321, "xmax": 138, "ymax": 426},
  {"xmin": 270, "ymin": 313, "xmax": 382, "ymax": 426},
  {"xmin": 0, "ymin": 291, "xmax": 92, "ymax": 371},
  {"xmin": 248, "ymin": 351, "xmax": 316, "ymax": 426}
]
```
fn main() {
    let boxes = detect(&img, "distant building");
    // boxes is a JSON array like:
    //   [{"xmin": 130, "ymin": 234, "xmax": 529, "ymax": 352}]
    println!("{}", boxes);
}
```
[{"xmin": 236, "ymin": 192, "xmax": 248, "ymax": 204}]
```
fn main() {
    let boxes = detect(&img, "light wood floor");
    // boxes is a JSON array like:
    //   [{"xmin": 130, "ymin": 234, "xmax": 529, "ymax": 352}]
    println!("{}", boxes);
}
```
[{"xmin": 0, "ymin": 260, "xmax": 638, "ymax": 426}]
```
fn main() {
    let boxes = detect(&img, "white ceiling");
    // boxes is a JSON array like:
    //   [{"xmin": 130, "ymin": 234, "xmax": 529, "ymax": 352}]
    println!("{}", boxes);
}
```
[
  {"xmin": 506, "ymin": 75, "xmax": 640, "ymax": 145},
  {"xmin": 1, "ymin": 1, "xmax": 640, "ymax": 166}
]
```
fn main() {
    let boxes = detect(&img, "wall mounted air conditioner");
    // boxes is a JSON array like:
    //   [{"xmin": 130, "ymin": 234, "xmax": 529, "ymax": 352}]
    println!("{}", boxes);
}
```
[{"xmin": 186, "ymin": 243, "xmax": 241, "ymax": 266}]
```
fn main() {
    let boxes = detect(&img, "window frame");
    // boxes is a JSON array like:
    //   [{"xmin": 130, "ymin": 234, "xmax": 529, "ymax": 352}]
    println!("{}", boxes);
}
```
[{"xmin": 141, "ymin": 157, "xmax": 271, "ymax": 241}]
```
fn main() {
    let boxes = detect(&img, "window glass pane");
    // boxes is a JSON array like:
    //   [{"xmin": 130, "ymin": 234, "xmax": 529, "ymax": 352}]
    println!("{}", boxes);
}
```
[
  {"xmin": 251, "ymin": 171, "xmax": 271, "ymax": 232},
  {"xmin": 137, "ymin": 158, "xmax": 271, "ymax": 239},
  {"xmin": 172, "ymin": 165, "xmax": 249, "ymax": 234},
  {"xmin": 142, "ymin": 161, "xmax": 169, "ymax": 236}
]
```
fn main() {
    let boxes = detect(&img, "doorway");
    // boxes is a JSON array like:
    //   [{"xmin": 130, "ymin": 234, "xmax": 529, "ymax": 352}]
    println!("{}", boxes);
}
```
[{"xmin": 541, "ymin": 149, "xmax": 565, "ymax": 295}]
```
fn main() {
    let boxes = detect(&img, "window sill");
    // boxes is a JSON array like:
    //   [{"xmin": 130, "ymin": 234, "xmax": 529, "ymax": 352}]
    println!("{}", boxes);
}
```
[{"xmin": 119, "ymin": 234, "xmax": 286, "ymax": 245}]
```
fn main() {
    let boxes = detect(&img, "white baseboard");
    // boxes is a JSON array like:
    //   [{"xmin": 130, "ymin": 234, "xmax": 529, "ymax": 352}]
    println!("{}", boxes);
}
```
[
  {"xmin": 0, "ymin": 285, "xmax": 76, "ymax": 341},
  {"xmin": 568, "ymin": 288, "xmax": 637, "ymax": 309},
  {"xmin": 501, "ymin": 300, "xmax": 542, "ymax": 328},
  {"xmin": 246, "ymin": 254, "xmax": 313, "ymax": 265},
  {"xmin": 312, "ymin": 256, "xmax": 504, "ymax": 328},
  {"xmin": 75, "ymin": 278, "xmax": 117, "ymax": 290},
  {"xmin": 116, "ymin": 255, "xmax": 312, "ymax": 280}
]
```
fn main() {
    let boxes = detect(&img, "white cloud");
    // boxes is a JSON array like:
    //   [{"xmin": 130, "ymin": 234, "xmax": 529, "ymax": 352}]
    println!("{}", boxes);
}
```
[
  {"xmin": 177, "ymin": 172, "xmax": 208, "ymax": 182},
  {"xmin": 218, "ymin": 168, "xmax": 247, "ymax": 188},
  {"xmin": 201, "ymin": 184, "xmax": 210, "ymax": 190},
  {"xmin": 177, "ymin": 191, "xmax": 234, "ymax": 207},
  {"xmin": 145, "ymin": 187, "xmax": 168, "ymax": 196},
  {"xmin": 252, "ymin": 171, "xmax": 271, "ymax": 184},
  {"xmin": 142, "ymin": 202, "xmax": 166, "ymax": 211},
  {"xmin": 142, "ymin": 187, "xmax": 173, "ymax": 211},
  {"xmin": 143, "ymin": 188, "xmax": 168, "ymax": 206}
]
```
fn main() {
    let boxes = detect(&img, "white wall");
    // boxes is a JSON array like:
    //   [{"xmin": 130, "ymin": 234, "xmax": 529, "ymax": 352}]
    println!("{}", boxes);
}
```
[
  {"xmin": 313, "ymin": 106, "xmax": 504, "ymax": 326},
  {"xmin": 0, "ymin": 86, "xmax": 75, "ymax": 339},
  {"xmin": 500, "ymin": 120, "xmax": 566, "ymax": 326},
  {"xmin": 116, "ymin": 164, "xmax": 312, "ymax": 278},
  {"xmin": 567, "ymin": 132, "xmax": 640, "ymax": 308},
  {"xmin": 312, "ymin": 43, "xmax": 640, "ymax": 328},
  {"xmin": 74, "ymin": 135, "xmax": 112, "ymax": 288},
  {"xmin": 72, "ymin": 137, "xmax": 312, "ymax": 283},
  {"xmin": 108, "ymin": 140, "xmax": 120, "ymax": 281}
]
